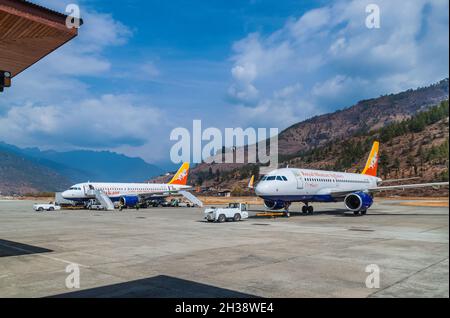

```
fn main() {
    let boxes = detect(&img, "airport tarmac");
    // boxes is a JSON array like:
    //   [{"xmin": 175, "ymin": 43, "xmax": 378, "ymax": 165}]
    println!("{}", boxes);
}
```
[{"xmin": 0, "ymin": 199, "xmax": 448, "ymax": 298}]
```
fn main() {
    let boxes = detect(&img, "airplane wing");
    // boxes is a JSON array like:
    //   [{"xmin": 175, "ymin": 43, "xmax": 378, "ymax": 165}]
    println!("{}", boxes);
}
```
[
  {"xmin": 137, "ymin": 190, "xmax": 203, "ymax": 207},
  {"xmin": 328, "ymin": 181, "xmax": 449, "ymax": 198},
  {"xmin": 138, "ymin": 193, "xmax": 170, "ymax": 198},
  {"xmin": 378, "ymin": 177, "xmax": 420, "ymax": 184},
  {"xmin": 135, "ymin": 189, "xmax": 179, "ymax": 200},
  {"xmin": 368, "ymin": 182, "xmax": 449, "ymax": 192}
]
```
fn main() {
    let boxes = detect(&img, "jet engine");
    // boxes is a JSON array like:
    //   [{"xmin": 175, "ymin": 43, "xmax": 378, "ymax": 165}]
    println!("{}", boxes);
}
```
[
  {"xmin": 119, "ymin": 195, "xmax": 139, "ymax": 207},
  {"xmin": 264, "ymin": 200, "xmax": 285, "ymax": 210},
  {"xmin": 344, "ymin": 191, "xmax": 373, "ymax": 212}
]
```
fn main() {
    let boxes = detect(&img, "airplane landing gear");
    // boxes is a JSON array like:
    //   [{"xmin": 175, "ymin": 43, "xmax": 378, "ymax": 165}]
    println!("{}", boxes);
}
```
[
  {"xmin": 353, "ymin": 210, "xmax": 366, "ymax": 216},
  {"xmin": 302, "ymin": 203, "xmax": 314, "ymax": 214},
  {"xmin": 284, "ymin": 202, "xmax": 291, "ymax": 217}
]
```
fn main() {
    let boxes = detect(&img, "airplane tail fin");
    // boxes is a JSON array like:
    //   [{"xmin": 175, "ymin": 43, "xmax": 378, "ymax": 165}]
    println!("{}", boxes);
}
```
[
  {"xmin": 168, "ymin": 162, "xmax": 190, "ymax": 185},
  {"xmin": 248, "ymin": 175, "xmax": 255, "ymax": 189},
  {"xmin": 361, "ymin": 141, "xmax": 379, "ymax": 177}
]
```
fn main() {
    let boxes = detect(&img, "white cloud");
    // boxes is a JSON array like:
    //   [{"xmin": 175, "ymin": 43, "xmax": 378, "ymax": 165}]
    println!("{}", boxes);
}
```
[
  {"xmin": 2, "ymin": 0, "xmax": 448, "ymax": 164},
  {"xmin": 79, "ymin": 11, "xmax": 132, "ymax": 52},
  {"xmin": 0, "ymin": 3, "xmax": 168, "ymax": 160},
  {"xmin": 228, "ymin": 82, "xmax": 259, "ymax": 105},
  {"xmin": 0, "ymin": 95, "xmax": 165, "ymax": 149},
  {"xmin": 274, "ymin": 82, "xmax": 302, "ymax": 99},
  {"xmin": 1, "ymin": 4, "xmax": 133, "ymax": 104},
  {"xmin": 289, "ymin": 7, "xmax": 332, "ymax": 39},
  {"xmin": 229, "ymin": 0, "xmax": 449, "ymax": 127},
  {"xmin": 140, "ymin": 61, "xmax": 161, "ymax": 78},
  {"xmin": 231, "ymin": 63, "xmax": 257, "ymax": 83}
]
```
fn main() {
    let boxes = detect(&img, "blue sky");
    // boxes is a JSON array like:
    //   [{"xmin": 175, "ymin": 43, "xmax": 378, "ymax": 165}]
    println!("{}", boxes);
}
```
[{"xmin": 0, "ymin": 0, "xmax": 448, "ymax": 168}]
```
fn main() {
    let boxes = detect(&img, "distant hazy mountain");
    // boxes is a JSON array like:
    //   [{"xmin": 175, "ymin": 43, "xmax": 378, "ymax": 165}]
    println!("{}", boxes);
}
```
[
  {"xmin": 20, "ymin": 148, "xmax": 163, "ymax": 183},
  {"xmin": 0, "ymin": 143, "xmax": 163, "ymax": 194},
  {"xmin": 0, "ymin": 147, "xmax": 71, "ymax": 195}
]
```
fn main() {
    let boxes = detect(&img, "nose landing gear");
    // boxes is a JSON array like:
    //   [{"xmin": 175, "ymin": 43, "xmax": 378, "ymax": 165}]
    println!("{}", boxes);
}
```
[{"xmin": 284, "ymin": 202, "xmax": 291, "ymax": 217}]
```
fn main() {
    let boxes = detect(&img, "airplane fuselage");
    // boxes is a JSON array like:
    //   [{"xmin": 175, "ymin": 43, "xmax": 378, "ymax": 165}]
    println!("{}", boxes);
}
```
[
  {"xmin": 62, "ymin": 182, "xmax": 191, "ymax": 202},
  {"xmin": 255, "ymin": 168, "xmax": 380, "ymax": 203}
]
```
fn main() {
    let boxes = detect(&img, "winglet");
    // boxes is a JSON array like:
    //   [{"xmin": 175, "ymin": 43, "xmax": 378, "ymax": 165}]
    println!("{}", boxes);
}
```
[
  {"xmin": 248, "ymin": 175, "xmax": 255, "ymax": 189},
  {"xmin": 361, "ymin": 141, "xmax": 379, "ymax": 177},
  {"xmin": 168, "ymin": 162, "xmax": 190, "ymax": 185}
]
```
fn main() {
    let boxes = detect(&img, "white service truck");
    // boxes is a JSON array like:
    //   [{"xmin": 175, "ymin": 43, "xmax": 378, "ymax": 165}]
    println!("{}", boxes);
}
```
[
  {"xmin": 86, "ymin": 199, "xmax": 105, "ymax": 210},
  {"xmin": 204, "ymin": 203, "xmax": 249, "ymax": 222},
  {"xmin": 33, "ymin": 202, "xmax": 61, "ymax": 212}
]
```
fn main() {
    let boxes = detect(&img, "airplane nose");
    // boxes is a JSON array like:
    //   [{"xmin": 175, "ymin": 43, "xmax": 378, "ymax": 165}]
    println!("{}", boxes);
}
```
[
  {"xmin": 255, "ymin": 183, "xmax": 267, "ymax": 196},
  {"xmin": 255, "ymin": 183, "xmax": 260, "ymax": 195},
  {"xmin": 61, "ymin": 191, "xmax": 69, "ymax": 198}
]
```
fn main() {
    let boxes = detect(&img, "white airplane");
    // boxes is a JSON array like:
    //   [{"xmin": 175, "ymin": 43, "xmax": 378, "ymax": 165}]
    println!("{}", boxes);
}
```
[
  {"xmin": 61, "ymin": 162, "xmax": 198, "ymax": 208},
  {"xmin": 255, "ymin": 141, "xmax": 449, "ymax": 216}
]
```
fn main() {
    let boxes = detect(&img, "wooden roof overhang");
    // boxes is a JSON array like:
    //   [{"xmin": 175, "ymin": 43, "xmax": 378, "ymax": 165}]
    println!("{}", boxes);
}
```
[{"xmin": 0, "ymin": 0, "xmax": 81, "ymax": 90}]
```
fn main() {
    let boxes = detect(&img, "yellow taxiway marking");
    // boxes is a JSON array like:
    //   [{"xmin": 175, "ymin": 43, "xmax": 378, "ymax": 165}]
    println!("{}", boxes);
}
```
[{"xmin": 397, "ymin": 201, "xmax": 449, "ymax": 208}]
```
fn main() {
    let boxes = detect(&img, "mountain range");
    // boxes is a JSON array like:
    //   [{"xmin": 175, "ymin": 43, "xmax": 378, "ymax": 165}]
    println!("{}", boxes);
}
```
[
  {"xmin": 188, "ymin": 78, "xmax": 449, "ymax": 196},
  {"xmin": 0, "ymin": 143, "xmax": 163, "ymax": 195},
  {"xmin": 2, "ymin": 78, "xmax": 448, "ymax": 196}
]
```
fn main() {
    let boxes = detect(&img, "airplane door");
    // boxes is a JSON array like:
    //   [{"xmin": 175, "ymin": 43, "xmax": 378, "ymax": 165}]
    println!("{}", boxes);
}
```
[
  {"xmin": 292, "ymin": 170, "xmax": 303, "ymax": 189},
  {"xmin": 84, "ymin": 184, "xmax": 94, "ymax": 195}
]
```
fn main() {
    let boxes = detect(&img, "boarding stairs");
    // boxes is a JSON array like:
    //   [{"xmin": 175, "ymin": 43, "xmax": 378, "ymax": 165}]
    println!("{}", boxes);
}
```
[
  {"xmin": 94, "ymin": 189, "xmax": 115, "ymax": 210},
  {"xmin": 179, "ymin": 190, "xmax": 203, "ymax": 207}
]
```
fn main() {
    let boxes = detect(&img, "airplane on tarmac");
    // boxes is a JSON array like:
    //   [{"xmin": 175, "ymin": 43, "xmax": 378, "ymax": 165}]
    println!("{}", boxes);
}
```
[
  {"xmin": 254, "ymin": 141, "xmax": 449, "ymax": 216},
  {"xmin": 61, "ymin": 162, "xmax": 202, "ymax": 208}
]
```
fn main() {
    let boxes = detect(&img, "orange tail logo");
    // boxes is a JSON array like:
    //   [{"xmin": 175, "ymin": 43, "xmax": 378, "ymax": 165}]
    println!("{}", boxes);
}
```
[
  {"xmin": 168, "ymin": 162, "xmax": 189, "ymax": 185},
  {"xmin": 361, "ymin": 141, "xmax": 379, "ymax": 177}
]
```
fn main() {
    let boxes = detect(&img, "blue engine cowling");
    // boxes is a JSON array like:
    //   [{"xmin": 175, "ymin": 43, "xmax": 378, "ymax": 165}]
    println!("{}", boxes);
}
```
[
  {"xmin": 119, "ymin": 196, "xmax": 139, "ymax": 207},
  {"xmin": 344, "ymin": 191, "xmax": 373, "ymax": 211},
  {"xmin": 264, "ymin": 200, "xmax": 285, "ymax": 210}
]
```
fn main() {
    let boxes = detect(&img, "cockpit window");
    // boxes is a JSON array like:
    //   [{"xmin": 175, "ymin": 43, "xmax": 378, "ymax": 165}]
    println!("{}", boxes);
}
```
[
  {"xmin": 276, "ymin": 176, "xmax": 283, "ymax": 181},
  {"xmin": 282, "ymin": 176, "xmax": 288, "ymax": 181},
  {"xmin": 266, "ymin": 176, "xmax": 276, "ymax": 181}
]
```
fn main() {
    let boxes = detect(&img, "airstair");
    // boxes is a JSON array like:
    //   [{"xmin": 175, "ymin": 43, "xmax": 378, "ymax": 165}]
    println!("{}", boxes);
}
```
[
  {"xmin": 179, "ymin": 190, "xmax": 203, "ymax": 207},
  {"xmin": 94, "ymin": 189, "xmax": 115, "ymax": 210}
]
